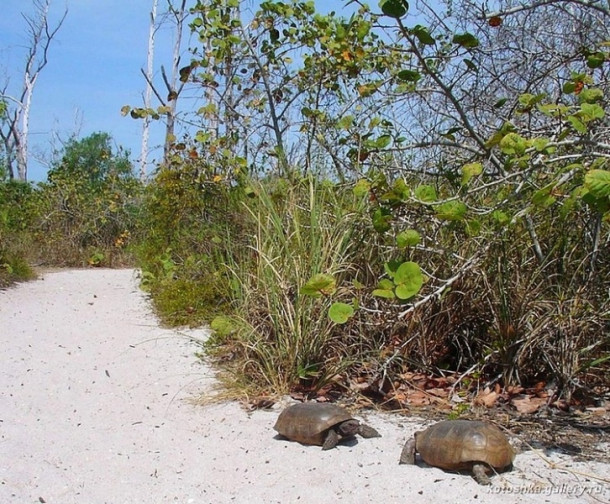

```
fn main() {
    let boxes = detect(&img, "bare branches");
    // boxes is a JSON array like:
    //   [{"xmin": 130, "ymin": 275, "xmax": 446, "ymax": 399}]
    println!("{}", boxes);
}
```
[
  {"xmin": 0, "ymin": 0, "xmax": 67, "ymax": 180},
  {"xmin": 485, "ymin": 0, "xmax": 610, "ymax": 20}
]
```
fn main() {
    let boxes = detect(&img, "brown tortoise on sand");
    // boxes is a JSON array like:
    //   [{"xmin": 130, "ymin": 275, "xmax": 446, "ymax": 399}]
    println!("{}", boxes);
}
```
[
  {"xmin": 400, "ymin": 419, "xmax": 515, "ymax": 485},
  {"xmin": 274, "ymin": 403, "xmax": 381, "ymax": 450}
]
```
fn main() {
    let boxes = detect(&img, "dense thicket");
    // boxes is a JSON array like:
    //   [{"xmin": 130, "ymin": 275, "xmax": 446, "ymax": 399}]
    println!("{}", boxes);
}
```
[{"xmin": 2, "ymin": 0, "xmax": 608, "ymax": 408}]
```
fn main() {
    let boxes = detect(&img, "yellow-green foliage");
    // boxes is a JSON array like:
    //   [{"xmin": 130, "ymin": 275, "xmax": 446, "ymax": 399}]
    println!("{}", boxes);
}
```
[
  {"xmin": 32, "ymin": 133, "xmax": 143, "ymax": 267},
  {"xmin": 134, "ymin": 157, "xmax": 244, "ymax": 326}
]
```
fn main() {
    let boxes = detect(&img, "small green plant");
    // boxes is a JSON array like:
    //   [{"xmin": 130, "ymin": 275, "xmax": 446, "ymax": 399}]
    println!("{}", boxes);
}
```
[{"xmin": 372, "ymin": 261, "xmax": 424, "ymax": 300}]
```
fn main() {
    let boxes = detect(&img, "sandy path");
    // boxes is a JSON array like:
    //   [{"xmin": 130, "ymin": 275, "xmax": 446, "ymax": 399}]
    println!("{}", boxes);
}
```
[{"xmin": 0, "ymin": 269, "xmax": 608, "ymax": 504}]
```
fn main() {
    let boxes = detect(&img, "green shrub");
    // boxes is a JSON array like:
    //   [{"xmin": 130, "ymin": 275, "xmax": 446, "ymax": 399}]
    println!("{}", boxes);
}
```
[
  {"xmin": 31, "ymin": 133, "xmax": 143, "ymax": 267},
  {"xmin": 0, "ymin": 180, "xmax": 37, "ymax": 287},
  {"xmin": 133, "ymin": 154, "xmax": 244, "ymax": 326}
]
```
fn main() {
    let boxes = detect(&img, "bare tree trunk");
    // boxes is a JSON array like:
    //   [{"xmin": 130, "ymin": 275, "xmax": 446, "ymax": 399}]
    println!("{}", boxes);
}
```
[
  {"xmin": 140, "ymin": 0, "xmax": 158, "ymax": 180},
  {"xmin": 0, "ymin": 0, "xmax": 67, "ymax": 181},
  {"xmin": 163, "ymin": 0, "xmax": 187, "ymax": 164},
  {"xmin": 18, "ymin": 66, "xmax": 38, "ymax": 181}
]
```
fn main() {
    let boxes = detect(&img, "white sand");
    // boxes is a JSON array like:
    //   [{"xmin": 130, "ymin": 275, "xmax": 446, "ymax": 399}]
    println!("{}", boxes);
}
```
[{"xmin": 1, "ymin": 268, "xmax": 608, "ymax": 503}]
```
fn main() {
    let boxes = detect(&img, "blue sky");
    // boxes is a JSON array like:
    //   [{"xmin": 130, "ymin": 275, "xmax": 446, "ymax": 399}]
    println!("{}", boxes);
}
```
[{"xmin": 0, "ymin": 0, "xmax": 354, "ymax": 181}]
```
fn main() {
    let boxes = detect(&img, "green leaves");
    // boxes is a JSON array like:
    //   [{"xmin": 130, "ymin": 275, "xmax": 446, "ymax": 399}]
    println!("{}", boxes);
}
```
[
  {"xmin": 578, "ymin": 87, "xmax": 603, "ymax": 104},
  {"xmin": 353, "ymin": 179, "xmax": 371, "ymax": 198},
  {"xmin": 586, "ymin": 51, "xmax": 607, "ymax": 69},
  {"xmin": 372, "ymin": 207, "xmax": 392, "ymax": 233},
  {"xmin": 532, "ymin": 185, "xmax": 557, "ymax": 209},
  {"xmin": 301, "ymin": 274, "xmax": 355, "ymax": 324},
  {"xmin": 584, "ymin": 170, "xmax": 610, "ymax": 199},
  {"xmin": 499, "ymin": 132, "xmax": 528, "ymax": 155},
  {"xmin": 394, "ymin": 261, "xmax": 423, "ymax": 299},
  {"xmin": 435, "ymin": 201, "xmax": 467, "ymax": 221},
  {"xmin": 461, "ymin": 162, "xmax": 483, "ymax": 186},
  {"xmin": 414, "ymin": 184, "xmax": 437, "ymax": 202},
  {"xmin": 328, "ymin": 302, "xmax": 354, "ymax": 324},
  {"xmin": 567, "ymin": 103, "xmax": 605, "ymax": 134},
  {"xmin": 412, "ymin": 25, "xmax": 435, "ymax": 45},
  {"xmin": 397, "ymin": 69, "xmax": 421, "ymax": 82},
  {"xmin": 373, "ymin": 261, "xmax": 423, "ymax": 300},
  {"xmin": 300, "ymin": 273, "xmax": 336, "ymax": 297},
  {"xmin": 379, "ymin": 0, "xmax": 409, "ymax": 18},
  {"xmin": 397, "ymin": 229, "xmax": 421, "ymax": 248},
  {"xmin": 372, "ymin": 279, "xmax": 396, "ymax": 299},
  {"xmin": 579, "ymin": 103, "xmax": 605, "ymax": 121},
  {"xmin": 452, "ymin": 33, "xmax": 479, "ymax": 49}
]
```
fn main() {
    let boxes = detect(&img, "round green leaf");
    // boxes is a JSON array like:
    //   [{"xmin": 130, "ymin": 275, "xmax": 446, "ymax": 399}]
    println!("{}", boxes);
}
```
[
  {"xmin": 584, "ymin": 169, "xmax": 610, "ymax": 198},
  {"xmin": 414, "ymin": 184, "xmax": 437, "ymax": 202},
  {"xmin": 567, "ymin": 115, "xmax": 587, "ymax": 134},
  {"xmin": 301, "ymin": 273, "xmax": 336, "ymax": 297},
  {"xmin": 379, "ymin": 0, "xmax": 409, "ymax": 18},
  {"xmin": 353, "ymin": 179, "xmax": 371, "ymax": 198},
  {"xmin": 394, "ymin": 261, "xmax": 423, "ymax": 300},
  {"xmin": 436, "ymin": 201, "xmax": 467, "ymax": 221},
  {"xmin": 412, "ymin": 25, "xmax": 435, "ymax": 45},
  {"xmin": 373, "ymin": 278, "xmax": 396, "ymax": 299},
  {"xmin": 397, "ymin": 69, "xmax": 421, "ymax": 82},
  {"xmin": 375, "ymin": 134, "xmax": 392, "ymax": 149},
  {"xmin": 329, "ymin": 302, "xmax": 354, "ymax": 324},
  {"xmin": 563, "ymin": 81, "xmax": 576, "ymax": 94},
  {"xmin": 269, "ymin": 28, "xmax": 280, "ymax": 42},
  {"xmin": 372, "ymin": 288, "xmax": 395, "ymax": 299},
  {"xmin": 580, "ymin": 103, "xmax": 605, "ymax": 121},
  {"xmin": 578, "ymin": 88, "xmax": 603, "ymax": 104},
  {"xmin": 587, "ymin": 52, "xmax": 606, "ymax": 69},
  {"xmin": 491, "ymin": 210, "xmax": 510, "ymax": 227},
  {"xmin": 499, "ymin": 132, "xmax": 528, "ymax": 155},
  {"xmin": 461, "ymin": 162, "xmax": 483, "ymax": 186},
  {"xmin": 453, "ymin": 33, "xmax": 479, "ymax": 49},
  {"xmin": 532, "ymin": 186, "xmax": 557, "ymax": 208},
  {"xmin": 372, "ymin": 208, "xmax": 392, "ymax": 233},
  {"xmin": 397, "ymin": 229, "xmax": 421, "ymax": 248}
]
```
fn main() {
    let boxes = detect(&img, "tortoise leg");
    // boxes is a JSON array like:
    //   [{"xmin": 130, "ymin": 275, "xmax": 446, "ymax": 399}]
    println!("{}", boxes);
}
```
[
  {"xmin": 322, "ymin": 429, "xmax": 340, "ymax": 450},
  {"xmin": 358, "ymin": 424, "xmax": 381, "ymax": 438},
  {"xmin": 399, "ymin": 438, "xmax": 417, "ymax": 465},
  {"xmin": 472, "ymin": 464, "xmax": 492, "ymax": 486}
]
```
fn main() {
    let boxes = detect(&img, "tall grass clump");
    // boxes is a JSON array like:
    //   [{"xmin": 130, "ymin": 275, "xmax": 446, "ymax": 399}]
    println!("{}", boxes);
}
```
[{"xmin": 212, "ymin": 176, "xmax": 380, "ymax": 395}]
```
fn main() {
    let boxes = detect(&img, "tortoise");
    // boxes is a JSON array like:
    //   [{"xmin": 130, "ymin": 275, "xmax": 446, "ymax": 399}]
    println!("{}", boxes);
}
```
[
  {"xmin": 273, "ymin": 402, "xmax": 381, "ymax": 450},
  {"xmin": 399, "ymin": 419, "xmax": 515, "ymax": 485}
]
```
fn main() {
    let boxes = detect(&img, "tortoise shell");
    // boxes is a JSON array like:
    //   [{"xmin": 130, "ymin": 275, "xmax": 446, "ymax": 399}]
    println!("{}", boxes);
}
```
[
  {"xmin": 412, "ymin": 420, "xmax": 515, "ymax": 472},
  {"xmin": 274, "ymin": 402, "xmax": 379, "ymax": 448}
]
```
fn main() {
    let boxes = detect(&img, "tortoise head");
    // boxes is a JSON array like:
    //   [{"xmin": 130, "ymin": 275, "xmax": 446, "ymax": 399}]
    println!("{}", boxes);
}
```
[{"xmin": 337, "ymin": 419, "xmax": 361, "ymax": 437}]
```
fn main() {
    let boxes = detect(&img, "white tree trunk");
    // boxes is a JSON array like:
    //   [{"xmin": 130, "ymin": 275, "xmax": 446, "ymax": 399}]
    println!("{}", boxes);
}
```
[
  {"xmin": 163, "ymin": 0, "xmax": 187, "ymax": 163},
  {"xmin": 140, "ymin": 0, "xmax": 158, "ymax": 180},
  {"xmin": 17, "ymin": 68, "xmax": 38, "ymax": 181}
]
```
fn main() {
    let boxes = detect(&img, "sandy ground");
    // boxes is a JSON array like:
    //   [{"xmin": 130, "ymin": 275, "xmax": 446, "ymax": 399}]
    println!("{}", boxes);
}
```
[{"xmin": 1, "ymin": 268, "xmax": 609, "ymax": 504}]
